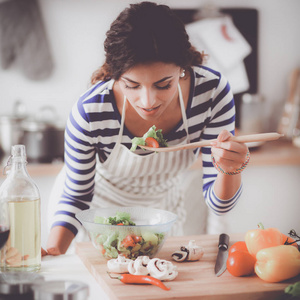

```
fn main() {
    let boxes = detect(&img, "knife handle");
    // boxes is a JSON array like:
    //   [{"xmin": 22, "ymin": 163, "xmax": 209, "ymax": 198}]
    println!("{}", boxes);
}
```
[{"xmin": 218, "ymin": 233, "xmax": 229, "ymax": 250}]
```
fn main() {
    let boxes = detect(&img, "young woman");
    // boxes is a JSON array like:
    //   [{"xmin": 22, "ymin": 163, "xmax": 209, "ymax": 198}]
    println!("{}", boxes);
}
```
[{"xmin": 44, "ymin": 2, "xmax": 249, "ymax": 255}]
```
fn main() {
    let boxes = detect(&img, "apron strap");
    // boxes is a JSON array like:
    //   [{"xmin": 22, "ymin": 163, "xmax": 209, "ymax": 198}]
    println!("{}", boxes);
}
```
[
  {"xmin": 178, "ymin": 83, "xmax": 189, "ymax": 135},
  {"xmin": 115, "ymin": 96, "xmax": 127, "ymax": 145}
]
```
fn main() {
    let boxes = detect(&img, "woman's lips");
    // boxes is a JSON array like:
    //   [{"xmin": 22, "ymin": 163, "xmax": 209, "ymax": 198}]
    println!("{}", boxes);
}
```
[{"xmin": 139, "ymin": 105, "xmax": 160, "ymax": 115}]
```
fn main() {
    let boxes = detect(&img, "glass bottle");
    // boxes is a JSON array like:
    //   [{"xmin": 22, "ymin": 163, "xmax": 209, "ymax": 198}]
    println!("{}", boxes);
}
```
[{"xmin": 0, "ymin": 145, "xmax": 41, "ymax": 272}]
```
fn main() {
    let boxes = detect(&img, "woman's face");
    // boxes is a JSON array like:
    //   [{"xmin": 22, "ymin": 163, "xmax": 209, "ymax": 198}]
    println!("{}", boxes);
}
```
[{"xmin": 117, "ymin": 62, "xmax": 182, "ymax": 121}]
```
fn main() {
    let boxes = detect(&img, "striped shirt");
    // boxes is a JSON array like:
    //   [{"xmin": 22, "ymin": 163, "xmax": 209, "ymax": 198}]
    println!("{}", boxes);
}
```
[{"xmin": 53, "ymin": 65, "xmax": 242, "ymax": 235}]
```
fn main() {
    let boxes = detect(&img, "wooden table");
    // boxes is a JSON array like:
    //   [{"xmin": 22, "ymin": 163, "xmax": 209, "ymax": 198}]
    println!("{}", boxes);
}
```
[{"xmin": 75, "ymin": 233, "xmax": 299, "ymax": 300}]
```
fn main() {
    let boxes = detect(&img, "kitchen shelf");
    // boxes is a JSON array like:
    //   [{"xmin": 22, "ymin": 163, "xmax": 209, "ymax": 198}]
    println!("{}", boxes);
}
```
[
  {"xmin": 26, "ymin": 162, "xmax": 64, "ymax": 177},
  {"xmin": 247, "ymin": 139, "xmax": 300, "ymax": 166},
  {"xmin": 190, "ymin": 139, "xmax": 300, "ymax": 170}
]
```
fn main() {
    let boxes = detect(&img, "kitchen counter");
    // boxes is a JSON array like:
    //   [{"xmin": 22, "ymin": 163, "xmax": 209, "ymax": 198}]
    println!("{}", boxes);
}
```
[{"xmin": 40, "ymin": 254, "xmax": 110, "ymax": 300}]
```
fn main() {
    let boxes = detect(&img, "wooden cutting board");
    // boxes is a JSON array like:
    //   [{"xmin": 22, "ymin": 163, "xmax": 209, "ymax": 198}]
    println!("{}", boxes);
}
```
[{"xmin": 75, "ymin": 233, "xmax": 300, "ymax": 300}]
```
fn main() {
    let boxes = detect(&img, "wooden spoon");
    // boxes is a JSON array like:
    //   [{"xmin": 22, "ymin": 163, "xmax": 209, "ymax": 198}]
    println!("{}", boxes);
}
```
[{"xmin": 138, "ymin": 132, "xmax": 284, "ymax": 152}]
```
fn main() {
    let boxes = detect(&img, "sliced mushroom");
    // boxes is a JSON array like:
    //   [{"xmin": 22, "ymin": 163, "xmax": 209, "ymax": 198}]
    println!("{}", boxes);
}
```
[
  {"xmin": 171, "ymin": 250, "xmax": 188, "ymax": 262},
  {"xmin": 107, "ymin": 254, "xmax": 132, "ymax": 273},
  {"xmin": 128, "ymin": 256, "xmax": 150, "ymax": 275},
  {"xmin": 147, "ymin": 258, "xmax": 178, "ymax": 281}
]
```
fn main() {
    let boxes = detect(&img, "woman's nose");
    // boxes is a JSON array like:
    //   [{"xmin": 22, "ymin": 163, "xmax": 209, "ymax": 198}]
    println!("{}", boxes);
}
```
[{"xmin": 140, "ymin": 88, "xmax": 155, "ymax": 108}]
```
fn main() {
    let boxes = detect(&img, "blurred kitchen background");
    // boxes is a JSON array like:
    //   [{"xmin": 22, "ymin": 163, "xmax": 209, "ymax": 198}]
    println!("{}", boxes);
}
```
[{"xmin": 0, "ymin": 0, "xmax": 299, "ymax": 248}]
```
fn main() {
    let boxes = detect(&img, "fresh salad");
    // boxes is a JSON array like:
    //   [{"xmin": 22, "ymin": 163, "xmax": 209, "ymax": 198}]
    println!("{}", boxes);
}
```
[
  {"xmin": 130, "ymin": 125, "xmax": 168, "ymax": 151},
  {"xmin": 92, "ymin": 211, "xmax": 165, "ymax": 259}
]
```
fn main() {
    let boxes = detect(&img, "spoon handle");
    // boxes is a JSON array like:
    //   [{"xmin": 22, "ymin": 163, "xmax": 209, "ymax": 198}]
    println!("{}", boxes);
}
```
[
  {"xmin": 229, "ymin": 132, "xmax": 284, "ymax": 143},
  {"xmin": 139, "ymin": 132, "xmax": 284, "ymax": 152}
]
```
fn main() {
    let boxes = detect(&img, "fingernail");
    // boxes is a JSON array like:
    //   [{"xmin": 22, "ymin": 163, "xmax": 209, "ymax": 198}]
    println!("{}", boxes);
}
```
[{"xmin": 210, "ymin": 141, "xmax": 217, "ymax": 147}]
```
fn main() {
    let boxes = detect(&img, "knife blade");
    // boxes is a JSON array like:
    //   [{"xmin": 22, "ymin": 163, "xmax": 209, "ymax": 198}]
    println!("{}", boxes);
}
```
[{"xmin": 214, "ymin": 233, "xmax": 230, "ymax": 277}]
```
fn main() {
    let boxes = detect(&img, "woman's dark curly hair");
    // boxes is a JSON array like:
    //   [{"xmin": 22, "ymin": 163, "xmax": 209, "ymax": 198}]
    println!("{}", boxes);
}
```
[{"xmin": 91, "ymin": 1, "xmax": 203, "ymax": 84}]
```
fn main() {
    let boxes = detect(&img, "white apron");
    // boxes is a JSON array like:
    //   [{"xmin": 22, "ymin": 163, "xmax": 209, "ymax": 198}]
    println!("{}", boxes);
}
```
[
  {"xmin": 47, "ymin": 85, "xmax": 200, "ymax": 246},
  {"xmin": 92, "ymin": 84, "xmax": 197, "ymax": 236}
]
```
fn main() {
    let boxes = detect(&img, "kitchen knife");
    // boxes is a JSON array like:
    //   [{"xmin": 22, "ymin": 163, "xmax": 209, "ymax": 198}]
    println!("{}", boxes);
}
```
[{"xmin": 214, "ymin": 233, "xmax": 230, "ymax": 277}]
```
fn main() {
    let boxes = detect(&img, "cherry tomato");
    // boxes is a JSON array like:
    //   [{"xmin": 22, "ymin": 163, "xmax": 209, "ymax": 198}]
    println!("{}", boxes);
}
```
[
  {"xmin": 229, "ymin": 241, "xmax": 249, "ymax": 254},
  {"xmin": 132, "ymin": 235, "xmax": 142, "ymax": 243},
  {"xmin": 226, "ymin": 241, "xmax": 256, "ymax": 277},
  {"xmin": 145, "ymin": 137, "xmax": 159, "ymax": 148}
]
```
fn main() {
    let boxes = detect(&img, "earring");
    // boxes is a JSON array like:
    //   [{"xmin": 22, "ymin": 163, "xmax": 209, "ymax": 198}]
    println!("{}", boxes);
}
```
[{"xmin": 180, "ymin": 69, "xmax": 185, "ymax": 78}]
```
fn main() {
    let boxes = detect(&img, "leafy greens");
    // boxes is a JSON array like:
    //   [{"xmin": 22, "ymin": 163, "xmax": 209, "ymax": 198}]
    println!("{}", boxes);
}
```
[{"xmin": 130, "ymin": 125, "xmax": 168, "ymax": 151}]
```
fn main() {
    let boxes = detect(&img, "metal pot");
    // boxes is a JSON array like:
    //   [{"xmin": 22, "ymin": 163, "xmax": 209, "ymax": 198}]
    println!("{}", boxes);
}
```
[
  {"xmin": 0, "ymin": 116, "xmax": 24, "ymax": 155},
  {"xmin": 20, "ymin": 106, "xmax": 65, "ymax": 163},
  {"xmin": 0, "ymin": 101, "xmax": 27, "ymax": 156},
  {"xmin": 240, "ymin": 93, "xmax": 264, "ymax": 134}
]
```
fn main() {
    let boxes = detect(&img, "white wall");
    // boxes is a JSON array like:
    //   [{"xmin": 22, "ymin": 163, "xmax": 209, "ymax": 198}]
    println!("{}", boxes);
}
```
[
  {"xmin": 0, "ymin": 0, "xmax": 299, "ymax": 128},
  {"xmin": 207, "ymin": 165, "xmax": 300, "ymax": 237}
]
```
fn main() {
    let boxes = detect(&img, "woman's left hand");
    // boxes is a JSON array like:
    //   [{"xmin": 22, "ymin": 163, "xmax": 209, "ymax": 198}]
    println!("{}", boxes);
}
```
[
  {"xmin": 41, "ymin": 248, "xmax": 48, "ymax": 256},
  {"xmin": 210, "ymin": 130, "xmax": 249, "ymax": 174}
]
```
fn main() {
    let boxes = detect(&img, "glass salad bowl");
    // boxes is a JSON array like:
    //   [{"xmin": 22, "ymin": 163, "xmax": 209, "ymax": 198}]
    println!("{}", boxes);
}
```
[{"xmin": 76, "ymin": 207, "xmax": 177, "ymax": 260}]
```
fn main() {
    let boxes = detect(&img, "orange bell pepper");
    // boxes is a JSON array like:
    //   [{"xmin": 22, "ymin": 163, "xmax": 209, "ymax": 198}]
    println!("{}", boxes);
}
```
[
  {"xmin": 255, "ymin": 245, "xmax": 300, "ymax": 283},
  {"xmin": 245, "ymin": 223, "xmax": 282, "ymax": 258}
]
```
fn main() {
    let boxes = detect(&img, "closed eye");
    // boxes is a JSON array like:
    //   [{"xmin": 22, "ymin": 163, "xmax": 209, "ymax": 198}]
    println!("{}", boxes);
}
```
[
  {"xmin": 121, "ymin": 76, "xmax": 173, "ymax": 90},
  {"xmin": 124, "ymin": 83, "xmax": 140, "ymax": 89},
  {"xmin": 155, "ymin": 83, "xmax": 171, "ymax": 90}
]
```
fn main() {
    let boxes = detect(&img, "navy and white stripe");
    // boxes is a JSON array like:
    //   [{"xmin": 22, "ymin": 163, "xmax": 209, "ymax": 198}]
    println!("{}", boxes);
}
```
[{"xmin": 52, "ymin": 65, "xmax": 242, "ymax": 235}]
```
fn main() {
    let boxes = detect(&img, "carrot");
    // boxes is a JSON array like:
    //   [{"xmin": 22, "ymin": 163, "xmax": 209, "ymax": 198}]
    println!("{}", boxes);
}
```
[
  {"xmin": 145, "ymin": 137, "xmax": 159, "ymax": 148},
  {"xmin": 108, "ymin": 273, "xmax": 170, "ymax": 290},
  {"xmin": 121, "ymin": 235, "xmax": 136, "ymax": 248},
  {"xmin": 117, "ymin": 223, "xmax": 124, "ymax": 225}
]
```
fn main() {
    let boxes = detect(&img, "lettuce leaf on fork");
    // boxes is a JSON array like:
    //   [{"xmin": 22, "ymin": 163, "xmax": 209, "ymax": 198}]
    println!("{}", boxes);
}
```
[{"xmin": 130, "ymin": 125, "xmax": 168, "ymax": 151}]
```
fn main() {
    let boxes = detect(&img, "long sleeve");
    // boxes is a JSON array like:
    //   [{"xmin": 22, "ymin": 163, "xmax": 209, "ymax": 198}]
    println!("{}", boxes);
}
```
[
  {"xmin": 51, "ymin": 96, "xmax": 97, "ymax": 235},
  {"xmin": 200, "ymin": 72, "xmax": 242, "ymax": 214}
]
